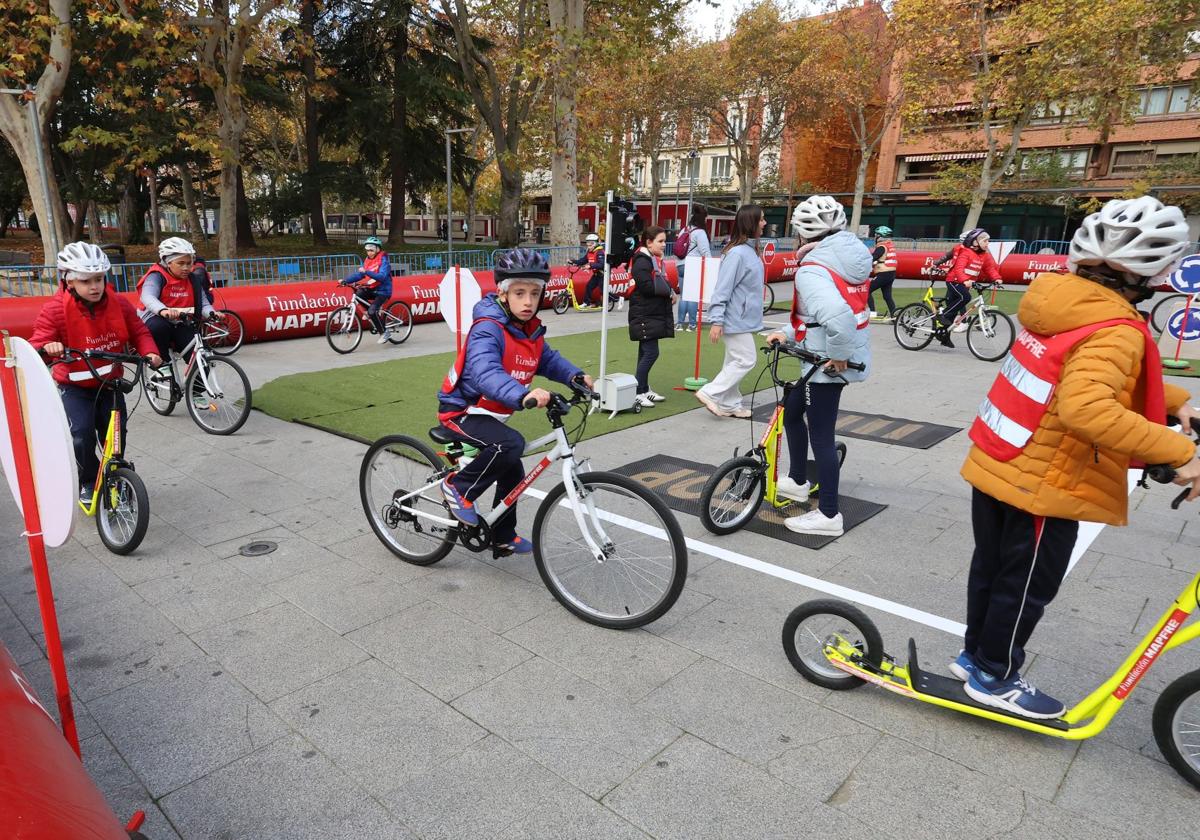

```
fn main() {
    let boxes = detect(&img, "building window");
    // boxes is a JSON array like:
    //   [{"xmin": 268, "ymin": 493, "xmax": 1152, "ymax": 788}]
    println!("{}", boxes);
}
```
[
  {"xmin": 1135, "ymin": 84, "xmax": 1195, "ymax": 116},
  {"xmin": 1018, "ymin": 148, "xmax": 1089, "ymax": 177},
  {"xmin": 1110, "ymin": 147, "xmax": 1156, "ymax": 174},
  {"xmin": 631, "ymin": 163, "xmax": 645, "ymax": 188},
  {"xmin": 679, "ymin": 157, "xmax": 700, "ymax": 186},
  {"xmin": 726, "ymin": 104, "xmax": 745, "ymax": 140},
  {"xmin": 1110, "ymin": 142, "xmax": 1200, "ymax": 174},
  {"xmin": 1029, "ymin": 99, "xmax": 1087, "ymax": 126},
  {"xmin": 656, "ymin": 159, "xmax": 672, "ymax": 184},
  {"xmin": 661, "ymin": 114, "xmax": 678, "ymax": 147},
  {"xmin": 710, "ymin": 155, "xmax": 733, "ymax": 183},
  {"xmin": 691, "ymin": 115, "xmax": 709, "ymax": 145}
]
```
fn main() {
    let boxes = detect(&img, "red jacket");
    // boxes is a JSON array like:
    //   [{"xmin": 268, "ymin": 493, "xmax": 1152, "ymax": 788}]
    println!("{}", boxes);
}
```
[
  {"xmin": 30, "ymin": 291, "xmax": 158, "ymax": 388},
  {"xmin": 946, "ymin": 246, "xmax": 1001, "ymax": 286}
]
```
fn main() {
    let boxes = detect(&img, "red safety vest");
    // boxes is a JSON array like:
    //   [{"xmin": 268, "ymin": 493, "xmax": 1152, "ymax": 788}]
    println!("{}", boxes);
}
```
[
  {"xmin": 874, "ymin": 240, "xmax": 897, "ymax": 273},
  {"xmin": 790, "ymin": 262, "xmax": 871, "ymax": 341},
  {"xmin": 56, "ymin": 291, "xmax": 130, "ymax": 388},
  {"xmin": 357, "ymin": 251, "xmax": 385, "ymax": 289},
  {"xmin": 969, "ymin": 318, "xmax": 1166, "ymax": 462},
  {"xmin": 438, "ymin": 317, "xmax": 544, "ymax": 421},
  {"xmin": 136, "ymin": 264, "xmax": 192, "ymax": 312},
  {"xmin": 948, "ymin": 247, "xmax": 1000, "ymax": 285}
]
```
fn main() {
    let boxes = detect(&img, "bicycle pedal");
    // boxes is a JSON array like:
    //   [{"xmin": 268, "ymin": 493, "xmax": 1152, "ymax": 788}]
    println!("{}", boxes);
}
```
[{"xmin": 492, "ymin": 546, "xmax": 514, "ymax": 559}]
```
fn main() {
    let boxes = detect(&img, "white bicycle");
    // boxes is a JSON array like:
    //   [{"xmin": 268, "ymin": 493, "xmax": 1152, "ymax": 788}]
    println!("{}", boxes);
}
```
[
  {"xmin": 142, "ymin": 321, "xmax": 252, "ymax": 435},
  {"xmin": 358, "ymin": 378, "xmax": 688, "ymax": 629}
]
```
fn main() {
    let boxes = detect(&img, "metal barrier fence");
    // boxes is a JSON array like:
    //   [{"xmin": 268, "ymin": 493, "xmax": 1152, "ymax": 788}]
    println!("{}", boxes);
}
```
[{"xmin": 490, "ymin": 245, "xmax": 584, "ymax": 268}]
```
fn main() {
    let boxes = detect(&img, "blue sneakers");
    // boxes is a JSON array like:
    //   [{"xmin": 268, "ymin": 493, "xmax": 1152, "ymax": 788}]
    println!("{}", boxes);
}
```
[
  {"xmin": 440, "ymin": 476, "xmax": 478, "ymax": 527},
  {"xmin": 964, "ymin": 670, "xmax": 1065, "ymax": 720},
  {"xmin": 495, "ymin": 535, "xmax": 533, "ymax": 555},
  {"xmin": 948, "ymin": 649, "xmax": 979, "ymax": 682}
]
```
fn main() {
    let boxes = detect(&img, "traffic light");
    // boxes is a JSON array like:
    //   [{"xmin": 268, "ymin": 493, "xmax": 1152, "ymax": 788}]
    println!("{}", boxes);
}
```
[{"xmin": 607, "ymin": 196, "xmax": 643, "ymax": 268}]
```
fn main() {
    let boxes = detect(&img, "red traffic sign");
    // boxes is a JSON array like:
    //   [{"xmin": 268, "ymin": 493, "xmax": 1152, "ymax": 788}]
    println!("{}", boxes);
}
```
[{"xmin": 762, "ymin": 242, "xmax": 776, "ymax": 265}]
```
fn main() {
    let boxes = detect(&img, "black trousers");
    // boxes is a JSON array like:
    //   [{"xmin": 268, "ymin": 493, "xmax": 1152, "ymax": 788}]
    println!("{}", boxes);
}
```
[
  {"xmin": 965, "ymin": 488, "xmax": 1079, "ymax": 680},
  {"xmin": 868, "ymin": 271, "xmax": 896, "ymax": 316},
  {"xmin": 60, "ymin": 384, "xmax": 126, "ymax": 489},
  {"xmin": 442, "ymin": 414, "xmax": 526, "ymax": 542},
  {"xmin": 940, "ymin": 282, "xmax": 971, "ymax": 326},
  {"xmin": 635, "ymin": 339, "xmax": 660, "ymax": 394},
  {"xmin": 584, "ymin": 271, "xmax": 603, "ymax": 305},
  {"xmin": 144, "ymin": 313, "xmax": 197, "ymax": 359},
  {"xmin": 783, "ymin": 382, "xmax": 844, "ymax": 517},
  {"xmin": 360, "ymin": 289, "xmax": 386, "ymax": 333}
]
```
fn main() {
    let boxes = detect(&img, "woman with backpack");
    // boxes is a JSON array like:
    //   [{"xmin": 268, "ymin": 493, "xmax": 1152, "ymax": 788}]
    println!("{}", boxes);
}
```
[
  {"xmin": 674, "ymin": 206, "xmax": 710, "ymax": 331},
  {"xmin": 694, "ymin": 205, "xmax": 766, "ymax": 419},
  {"xmin": 628, "ymin": 226, "xmax": 677, "ymax": 408}
]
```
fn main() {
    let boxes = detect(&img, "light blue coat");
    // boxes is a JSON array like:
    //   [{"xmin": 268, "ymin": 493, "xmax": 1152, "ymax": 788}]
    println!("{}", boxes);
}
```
[
  {"xmin": 783, "ymin": 231, "xmax": 873, "ymax": 384},
  {"xmin": 706, "ymin": 242, "xmax": 765, "ymax": 335}
]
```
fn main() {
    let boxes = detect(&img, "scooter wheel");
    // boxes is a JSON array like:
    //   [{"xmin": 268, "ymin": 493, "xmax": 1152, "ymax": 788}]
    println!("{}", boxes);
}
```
[
  {"xmin": 782, "ymin": 599, "xmax": 883, "ymax": 690},
  {"xmin": 1152, "ymin": 669, "xmax": 1200, "ymax": 791}
]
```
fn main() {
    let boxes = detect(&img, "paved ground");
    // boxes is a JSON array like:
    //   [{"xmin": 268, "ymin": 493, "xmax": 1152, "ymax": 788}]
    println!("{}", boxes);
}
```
[{"xmin": 3, "ymin": 288, "xmax": 1200, "ymax": 839}]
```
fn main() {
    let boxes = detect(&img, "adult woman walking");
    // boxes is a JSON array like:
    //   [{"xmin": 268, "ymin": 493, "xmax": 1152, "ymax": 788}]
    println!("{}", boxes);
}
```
[
  {"xmin": 675, "ymin": 206, "xmax": 710, "ymax": 331},
  {"xmin": 628, "ymin": 225, "xmax": 676, "ymax": 408},
  {"xmin": 694, "ymin": 205, "xmax": 766, "ymax": 419}
]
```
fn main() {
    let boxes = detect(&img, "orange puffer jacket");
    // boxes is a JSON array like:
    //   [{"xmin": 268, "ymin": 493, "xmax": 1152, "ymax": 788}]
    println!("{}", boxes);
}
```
[{"xmin": 961, "ymin": 272, "xmax": 1195, "ymax": 525}]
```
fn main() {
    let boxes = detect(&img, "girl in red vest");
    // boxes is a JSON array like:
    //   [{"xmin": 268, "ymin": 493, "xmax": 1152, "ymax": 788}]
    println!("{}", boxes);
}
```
[
  {"xmin": 137, "ymin": 236, "xmax": 213, "ymax": 360},
  {"xmin": 31, "ymin": 242, "xmax": 161, "ymax": 502},
  {"xmin": 937, "ymin": 228, "xmax": 1000, "ymax": 346},
  {"xmin": 437, "ymin": 249, "xmax": 592, "ymax": 555},
  {"xmin": 954, "ymin": 197, "xmax": 1200, "ymax": 719}
]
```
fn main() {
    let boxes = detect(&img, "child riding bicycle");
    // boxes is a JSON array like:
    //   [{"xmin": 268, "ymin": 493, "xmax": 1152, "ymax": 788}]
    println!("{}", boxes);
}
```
[
  {"xmin": 954, "ymin": 196, "xmax": 1200, "ymax": 719},
  {"xmin": 30, "ymin": 242, "xmax": 161, "ymax": 502},
  {"xmin": 437, "ymin": 248, "xmax": 593, "ymax": 555},
  {"xmin": 339, "ymin": 236, "xmax": 393, "ymax": 343},
  {"xmin": 137, "ymin": 237, "xmax": 215, "ymax": 360},
  {"xmin": 568, "ymin": 233, "xmax": 605, "ymax": 309},
  {"xmin": 937, "ymin": 228, "xmax": 998, "ymax": 347}
]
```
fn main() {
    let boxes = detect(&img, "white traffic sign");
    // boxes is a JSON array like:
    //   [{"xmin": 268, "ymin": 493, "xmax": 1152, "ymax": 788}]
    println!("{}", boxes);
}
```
[
  {"xmin": 0, "ymin": 337, "xmax": 77, "ymax": 547},
  {"xmin": 437, "ymin": 266, "xmax": 482, "ymax": 339},
  {"xmin": 987, "ymin": 240, "xmax": 1019, "ymax": 264},
  {"xmin": 682, "ymin": 256, "xmax": 720, "ymax": 304}
]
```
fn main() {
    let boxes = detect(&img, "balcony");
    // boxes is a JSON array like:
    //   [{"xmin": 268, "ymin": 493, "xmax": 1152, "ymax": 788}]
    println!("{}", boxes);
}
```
[{"xmin": 709, "ymin": 175, "xmax": 733, "ymax": 185}]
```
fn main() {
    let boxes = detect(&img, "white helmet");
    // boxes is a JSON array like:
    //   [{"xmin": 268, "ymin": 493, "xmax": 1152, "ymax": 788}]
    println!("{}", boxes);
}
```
[
  {"xmin": 158, "ymin": 236, "xmax": 196, "ymax": 261},
  {"xmin": 585, "ymin": 233, "xmax": 599, "ymax": 243},
  {"xmin": 56, "ymin": 241, "xmax": 110, "ymax": 275},
  {"xmin": 1068, "ymin": 196, "xmax": 1191, "ymax": 279},
  {"xmin": 791, "ymin": 195, "xmax": 847, "ymax": 240}
]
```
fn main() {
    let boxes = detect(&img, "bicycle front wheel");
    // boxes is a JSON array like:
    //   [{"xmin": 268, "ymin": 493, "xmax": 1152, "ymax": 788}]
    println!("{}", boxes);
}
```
[
  {"xmin": 1151, "ymin": 293, "xmax": 1188, "ymax": 335},
  {"xmin": 204, "ymin": 310, "xmax": 245, "ymax": 356},
  {"xmin": 533, "ymin": 471, "xmax": 687, "ymax": 629},
  {"xmin": 700, "ymin": 456, "xmax": 765, "ymax": 535},
  {"xmin": 359, "ymin": 434, "xmax": 456, "ymax": 566},
  {"xmin": 143, "ymin": 366, "xmax": 177, "ymax": 415},
  {"xmin": 552, "ymin": 293, "xmax": 570, "ymax": 315},
  {"xmin": 384, "ymin": 301, "xmax": 413, "ymax": 344},
  {"xmin": 966, "ymin": 309, "xmax": 1015, "ymax": 362},
  {"xmin": 184, "ymin": 356, "xmax": 252, "ymax": 435},
  {"xmin": 763, "ymin": 283, "xmax": 775, "ymax": 314},
  {"xmin": 96, "ymin": 467, "xmax": 150, "ymax": 555},
  {"xmin": 326, "ymin": 306, "xmax": 362, "ymax": 354},
  {"xmin": 894, "ymin": 302, "xmax": 935, "ymax": 351}
]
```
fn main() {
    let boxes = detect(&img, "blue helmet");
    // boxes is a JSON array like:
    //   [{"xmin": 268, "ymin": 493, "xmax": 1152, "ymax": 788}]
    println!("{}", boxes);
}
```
[
  {"xmin": 875, "ymin": 225, "xmax": 892, "ymax": 237},
  {"xmin": 363, "ymin": 236, "xmax": 383, "ymax": 248},
  {"xmin": 962, "ymin": 228, "xmax": 987, "ymax": 248},
  {"xmin": 494, "ymin": 248, "xmax": 551, "ymax": 289}
]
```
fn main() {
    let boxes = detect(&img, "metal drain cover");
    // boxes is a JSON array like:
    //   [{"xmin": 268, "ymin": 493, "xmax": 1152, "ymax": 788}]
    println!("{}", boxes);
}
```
[{"xmin": 238, "ymin": 540, "xmax": 278, "ymax": 557}]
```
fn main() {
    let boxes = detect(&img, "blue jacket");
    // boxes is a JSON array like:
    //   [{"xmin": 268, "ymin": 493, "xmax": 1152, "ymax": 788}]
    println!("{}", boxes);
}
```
[
  {"xmin": 438, "ymin": 294, "xmax": 582, "ymax": 415},
  {"xmin": 343, "ymin": 254, "xmax": 392, "ymax": 297},
  {"xmin": 706, "ymin": 242, "xmax": 765, "ymax": 334},
  {"xmin": 785, "ymin": 230, "xmax": 873, "ymax": 385}
]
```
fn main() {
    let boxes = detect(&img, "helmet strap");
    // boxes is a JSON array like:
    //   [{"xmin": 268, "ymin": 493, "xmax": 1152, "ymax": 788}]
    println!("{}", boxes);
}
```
[{"xmin": 1077, "ymin": 264, "xmax": 1154, "ymax": 303}]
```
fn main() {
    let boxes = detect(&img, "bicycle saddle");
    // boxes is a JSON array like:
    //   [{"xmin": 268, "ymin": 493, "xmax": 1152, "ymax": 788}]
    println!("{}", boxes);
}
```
[{"xmin": 428, "ymin": 426, "xmax": 458, "ymax": 445}]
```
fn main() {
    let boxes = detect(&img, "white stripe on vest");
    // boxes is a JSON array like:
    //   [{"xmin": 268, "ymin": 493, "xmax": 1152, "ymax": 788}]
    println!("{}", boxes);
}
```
[
  {"xmin": 977, "ymin": 396, "xmax": 1034, "ymax": 449},
  {"xmin": 67, "ymin": 363, "xmax": 114, "ymax": 382}
]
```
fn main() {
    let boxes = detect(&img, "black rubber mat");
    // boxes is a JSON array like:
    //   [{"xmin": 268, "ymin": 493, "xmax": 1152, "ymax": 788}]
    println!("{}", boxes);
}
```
[
  {"xmin": 611, "ymin": 454, "xmax": 887, "ymax": 550},
  {"xmin": 748, "ymin": 402, "xmax": 960, "ymax": 450}
]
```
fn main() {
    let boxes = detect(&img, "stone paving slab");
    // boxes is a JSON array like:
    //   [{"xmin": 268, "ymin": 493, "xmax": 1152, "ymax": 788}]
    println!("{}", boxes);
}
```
[{"xmin": 3, "ymin": 316, "xmax": 1200, "ymax": 837}]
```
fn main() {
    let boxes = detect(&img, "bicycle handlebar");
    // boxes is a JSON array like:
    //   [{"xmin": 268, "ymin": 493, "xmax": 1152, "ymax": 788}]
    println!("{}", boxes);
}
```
[
  {"xmin": 49, "ymin": 348, "xmax": 153, "ymax": 393},
  {"xmin": 761, "ymin": 340, "xmax": 865, "ymax": 372},
  {"xmin": 1145, "ymin": 416, "xmax": 1200, "ymax": 509},
  {"xmin": 522, "ymin": 375, "xmax": 599, "ymax": 411}
]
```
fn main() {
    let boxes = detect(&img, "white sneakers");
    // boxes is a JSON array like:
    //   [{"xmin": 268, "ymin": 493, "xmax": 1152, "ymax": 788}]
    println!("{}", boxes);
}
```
[
  {"xmin": 695, "ymin": 390, "xmax": 731, "ymax": 417},
  {"xmin": 784, "ymin": 510, "xmax": 844, "ymax": 536},
  {"xmin": 376, "ymin": 330, "xmax": 392, "ymax": 344},
  {"xmin": 952, "ymin": 320, "xmax": 969, "ymax": 333},
  {"xmin": 775, "ymin": 475, "xmax": 811, "ymax": 500},
  {"xmin": 645, "ymin": 390, "xmax": 666, "ymax": 402},
  {"xmin": 634, "ymin": 393, "xmax": 656, "ymax": 408}
]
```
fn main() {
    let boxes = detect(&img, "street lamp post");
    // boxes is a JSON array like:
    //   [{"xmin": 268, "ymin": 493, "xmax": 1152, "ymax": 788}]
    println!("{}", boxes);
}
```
[
  {"xmin": 686, "ymin": 148, "xmax": 699, "ymax": 228},
  {"xmin": 444, "ymin": 127, "xmax": 473, "ymax": 257}
]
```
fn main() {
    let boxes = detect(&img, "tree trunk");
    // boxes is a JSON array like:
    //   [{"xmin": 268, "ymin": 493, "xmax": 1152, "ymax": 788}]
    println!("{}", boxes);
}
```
[
  {"xmin": 301, "ymin": 0, "xmax": 327, "ymax": 245},
  {"xmin": 649, "ymin": 153, "xmax": 661, "ymax": 222},
  {"xmin": 497, "ymin": 164, "xmax": 522, "ymax": 247},
  {"xmin": 235, "ymin": 166, "xmax": 256, "ymax": 249},
  {"xmin": 180, "ymin": 165, "xmax": 204, "ymax": 238},
  {"xmin": 387, "ymin": 0, "xmax": 411, "ymax": 247},
  {"xmin": 147, "ymin": 169, "xmax": 161, "ymax": 242},
  {"xmin": 217, "ymin": 159, "xmax": 237, "ymax": 258},
  {"xmin": 849, "ymin": 150, "xmax": 870, "ymax": 233},
  {"xmin": 465, "ymin": 190, "xmax": 477, "ymax": 243},
  {"xmin": 87, "ymin": 200, "xmax": 102, "ymax": 243},
  {"xmin": 547, "ymin": 0, "xmax": 583, "ymax": 247}
]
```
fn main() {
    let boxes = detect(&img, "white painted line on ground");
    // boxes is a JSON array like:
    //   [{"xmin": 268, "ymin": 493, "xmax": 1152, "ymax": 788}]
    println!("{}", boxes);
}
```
[{"xmin": 1066, "ymin": 470, "xmax": 1140, "ymax": 575}]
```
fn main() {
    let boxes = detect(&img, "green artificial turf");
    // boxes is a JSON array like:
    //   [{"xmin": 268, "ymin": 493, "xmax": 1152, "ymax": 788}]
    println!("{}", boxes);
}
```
[{"xmin": 254, "ymin": 326, "xmax": 787, "ymax": 445}]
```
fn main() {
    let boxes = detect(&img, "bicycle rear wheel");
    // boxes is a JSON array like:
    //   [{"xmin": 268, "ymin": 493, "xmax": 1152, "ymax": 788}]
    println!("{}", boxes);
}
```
[
  {"xmin": 359, "ymin": 434, "xmax": 456, "ymax": 565},
  {"xmin": 384, "ymin": 301, "xmax": 413, "ymax": 344},
  {"xmin": 1151, "ymin": 293, "xmax": 1188, "ymax": 335},
  {"xmin": 326, "ymin": 306, "xmax": 362, "ymax": 353},
  {"xmin": 96, "ymin": 467, "xmax": 149, "ymax": 555},
  {"xmin": 965, "ymin": 309, "xmax": 1015, "ymax": 362},
  {"xmin": 894, "ymin": 302, "xmax": 935, "ymax": 350},
  {"xmin": 143, "ymin": 366, "xmax": 177, "ymax": 415},
  {"xmin": 532, "ymin": 471, "xmax": 687, "ymax": 629},
  {"xmin": 763, "ymin": 283, "xmax": 775, "ymax": 314},
  {"xmin": 699, "ymin": 456, "xmax": 765, "ymax": 535},
  {"xmin": 204, "ymin": 310, "xmax": 245, "ymax": 355},
  {"xmin": 184, "ymin": 356, "xmax": 251, "ymax": 435}
]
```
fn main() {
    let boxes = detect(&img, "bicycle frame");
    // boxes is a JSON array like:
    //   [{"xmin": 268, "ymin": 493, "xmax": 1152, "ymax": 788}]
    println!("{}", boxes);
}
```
[
  {"xmin": 158, "ymin": 333, "xmax": 225, "ymax": 401},
  {"xmin": 396, "ymin": 422, "xmax": 612, "ymax": 560},
  {"xmin": 80, "ymin": 408, "xmax": 123, "ymax": 516},
  {"xmin": 823, "ymin": 569, "xmax": 1200, "ymax": 739}
]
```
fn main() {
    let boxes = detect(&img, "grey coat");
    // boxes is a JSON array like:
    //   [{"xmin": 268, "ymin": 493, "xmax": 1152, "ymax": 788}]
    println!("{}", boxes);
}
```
[{"xmin": 705, "ymin": 242, "xmax": 764, "ymax": 335}]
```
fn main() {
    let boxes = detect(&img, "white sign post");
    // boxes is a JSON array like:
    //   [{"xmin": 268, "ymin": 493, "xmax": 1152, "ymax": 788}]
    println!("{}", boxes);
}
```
[
  {"xmin": 437, "ymin": 266, "xmax": 481, "ymax": 353},
  {"xmin": 683, "ymin": 256, "xmax": 720, "ymax": 389}
]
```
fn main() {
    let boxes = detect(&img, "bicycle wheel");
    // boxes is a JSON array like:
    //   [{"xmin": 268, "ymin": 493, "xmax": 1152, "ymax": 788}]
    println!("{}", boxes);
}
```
[
  {"xmin": 325, "ymin": 306, "xmax": 362, "ymax": 354},
  {"xmin": 607, "ymin": 292, "xmax": 619, "ymax": 312},
  {"xmin": 699, "ymin": 456, "xmax": 765, "ymax": 535},
  {"xmin": 782, "ymin": 600, "xmax": 883, "ymax": 691},
  {"xmin": 204, "ymin": 310, "xmax": 245, "ymax": 356},
  {"xmin": 384, "ymin": 301, "xmax": 413, "ymax": 344},
  {"xmin": 1152, "ymin": 294, "xmax": 1188, "ymax": 335},
  {"xmin": 359, "ymin": 434, "xmax": 456, "ymax": 566},
  {"xmin": 96, "ymin": 467, "xmax": 150, "ymax": 555},
  {"xmin": 184, "ymin": 356, "xmax": 251, "ymax": 435},
  {"xmin": 552, "ymin": 292, "xmax": 570, "ymax": 315},
  {"xmin": 763, "ymin": 283, "xmax": 775, "ymax": 314},
  {"xmin": 532, "ymin": 470, "xmax": 687, "ymax": 629},
  {"xmin": 142, "ymin": 366, "xmax": 177, "ymax": 416},
  {"xmin": 965, "ymin": 309, "xmax": 1015, "ymax": 362},
  {"xmin": 1153, "ymin": 669, "xmax": 1200, "ymax": 791},
  {"xmin": 894, "ymin": 302, "xmax": 935, "ymax": 351}
]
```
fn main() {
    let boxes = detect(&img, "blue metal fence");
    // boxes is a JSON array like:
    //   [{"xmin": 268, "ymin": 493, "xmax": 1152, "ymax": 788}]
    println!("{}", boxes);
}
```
[{"xmin": 490, "ymin": 246, "xmax": 584, "ymax": 268}]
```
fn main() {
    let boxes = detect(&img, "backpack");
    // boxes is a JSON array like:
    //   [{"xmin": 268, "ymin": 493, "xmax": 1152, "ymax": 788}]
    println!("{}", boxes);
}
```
[{"xmin": 672, "ymin": 226, "xmax": 692, "ymax": 260}]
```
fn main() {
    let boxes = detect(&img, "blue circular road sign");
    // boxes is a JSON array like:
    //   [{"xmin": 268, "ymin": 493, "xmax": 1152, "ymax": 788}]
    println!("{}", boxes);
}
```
[{"xmin": 1168, "ymin": 254, "xmax": 1200, "ymax": 294}]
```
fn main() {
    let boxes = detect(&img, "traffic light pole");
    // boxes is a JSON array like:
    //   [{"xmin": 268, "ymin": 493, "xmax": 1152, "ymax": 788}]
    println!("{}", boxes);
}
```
[{"xmin": 594, "ymin": 189, "xmax": 614, "ymax": 412}]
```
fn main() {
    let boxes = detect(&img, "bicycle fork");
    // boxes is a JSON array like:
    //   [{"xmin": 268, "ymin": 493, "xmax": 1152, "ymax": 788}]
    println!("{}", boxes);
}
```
[{"xmin": 562, "ymin": 462, "xmax": 610, "ymax": 562}]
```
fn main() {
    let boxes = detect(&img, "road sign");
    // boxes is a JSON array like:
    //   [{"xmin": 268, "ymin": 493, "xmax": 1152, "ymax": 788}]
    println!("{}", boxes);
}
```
[
  {"xmin": 1168, "ymin": 254, "xmax": 1200, "ymax": 294},
  {"xmin": 987, "ymin": 240, "xmax": 1018, "ymax": 264},
  {"xmin": 682, "ymin": 256, "xmax": 720, "ymax": 303},
  {"xmin": 1167, "ymin": 304, "xmax": 1200, "ymax": 342},
  {"xmin": 437, "ymin": 266, "xmax": 482, "ymax": 351},
  {"xmin": 762, "ymin": 242, "xmax": 776, "ymax": 265}
]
